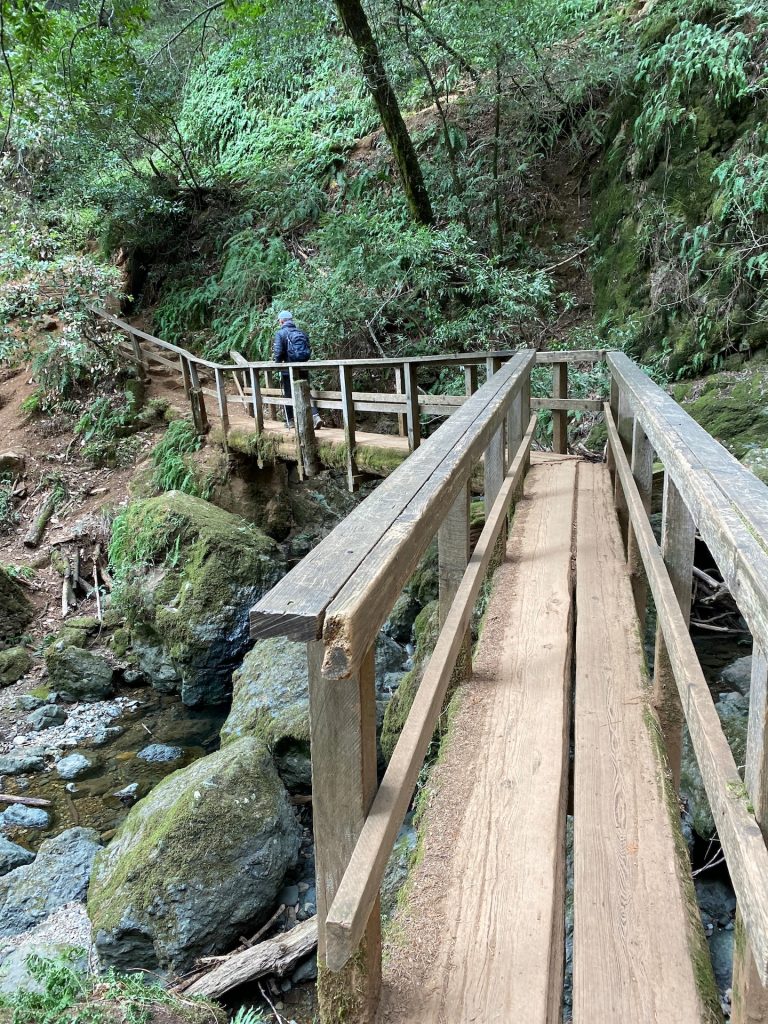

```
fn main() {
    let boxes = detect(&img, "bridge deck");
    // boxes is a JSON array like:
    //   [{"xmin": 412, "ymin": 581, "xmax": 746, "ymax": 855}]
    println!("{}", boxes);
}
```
[{"xmin": 378, "ymin": 459, "xmax": 711, "ymax": 1023}]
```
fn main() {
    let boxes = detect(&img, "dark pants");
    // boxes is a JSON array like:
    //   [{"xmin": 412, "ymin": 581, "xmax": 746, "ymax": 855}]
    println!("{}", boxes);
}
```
[{"xmin": 281, "ymin": 368, "xmax": 319, "ymax": 426}]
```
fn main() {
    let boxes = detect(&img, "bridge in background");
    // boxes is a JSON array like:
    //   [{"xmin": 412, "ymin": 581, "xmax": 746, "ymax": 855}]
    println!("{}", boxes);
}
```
[{"xmin": 97, "ymin": 309, "xmax": 768, "ymax": 1022}]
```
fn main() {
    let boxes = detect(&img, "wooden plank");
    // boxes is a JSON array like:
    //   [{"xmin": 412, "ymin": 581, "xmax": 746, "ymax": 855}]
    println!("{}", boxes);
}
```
[
  {"xmin": 250, "ymin": 352, "xmax": 534, "ymax": 644},
  {"xmin": 653, "ymin": 472, "xmax": 695, "ymax": 790},
  {"xmin": 627, "ymin": 419, "xmax": 654, "ymax": 626},
  {"xmin": 608, "ymin": 352, "xmax": 768, "ymax": 649},
  {"xmin": 438, "ymin": 482, "xmax": 470, "ymax": 628},
  {"xmin": 574, "ymin": 462, "xmax": 716, "ymax": 1023},
  {"xmin": 179, "ymin": 356, "xmax": 191, "ymax": 398},
  {"xmin": 531, "ymin": 397, "xmax": 603, "ymax": 412},
  {"xmin": 733, "ymin": 646, "xmax": 768, "ymax": 1023},
  {"xmin": 403, "ymin": 363, "xmax": 420, "ymax": 451},
  {"xmin": 249, "ymin": 366, "xmax": 264, "ymax": 432},
  {"xmin": 339, "ymin": 364, "xmax": 359, "ymax": 492},
  {"xmin": 464, "ymin": 364, "xmax": 478, "ymax": 396},
  {"xmin": 484, "ymin": 422, "xmax": 505, "ymax": 522},
  {"xmin": 324, "ymin": 417, "xmax": 537, "ymax": 972},
  {"xmin": 371, "ymin": 455, "xmax": 574, "ymax": 1021},
  {"xmin": 614, "ymin": 389, "xmax": 633, "ymax": 547},
  {"xmin": 534, "ymin": 349, "xmax": 607, "ymax": 363},
  {"xmin": 308, "ymin": 642, "xmax": 381, "ymax": 1022},
  {"xmin": 552, "ymin": 362, "xmax": 567, "ymax": 454},
  {"xmin": 321, "ymin": 363, "xmax": 531, "ymax": 680},
  {"xmin": 294, "ymin": 378, "xmax": 319, "ymax": 479},
  {"xmin": 605, "ymin": 406, "xmax": 768, "ymax": 986},
  {"xmin": 394, "ymin": 367, "xmax": 407, "ymax": 437},
  {"xmin": 214, "ymin": 368, "xmax": 229, "ymax": 435}
]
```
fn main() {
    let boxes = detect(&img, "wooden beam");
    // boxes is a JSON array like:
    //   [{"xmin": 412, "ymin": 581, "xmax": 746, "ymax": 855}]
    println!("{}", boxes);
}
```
[
  {"xmin": 464, "ymin": 364, "xmax": 478, "ymax": 397},
  {"xmin": 530, "ymin": 397, "xmax": 603, "ymax": 412},
  {"xmin": 438, "ymin": 482, "xmax": 470, "ymax": 628},
  {"xmin": 552, "ymin": 362, "xmax": 567, "ymax": 454},
  {"xmin": 604, "ymin": 404, "xmax": 768, "ymax": 985},
  {"xmin": 484, "ymin": 422, "xmax": 505, "ymax": 523},
  {"xmin": 179, "ymin": 356, "xmax": 191, "ymax": 398},
  {"xmin": 614, "ymin": 389, "xmax": 633, "ymax": 547},
  {"xmin": 324, "ymin": 416, "xmax": 537, "ymax": 970},
  {"xmin": 188, "ymin": 362, "xmax": 208, "ymax": 435},
  {"xmin": 309, "ymin": 642, "xmax": 381, "ymax": 1020},
  {"xmin": 294, "ymin": 378, "xmax": 320, "ymax": 479},
  {"xmin": 403, "ymin": 362, "xmax": 420, "ymax": 451},
  {"xmin": 249, "ymin": 366, "xmax": 264, "ymax": 432},
  {"xmin": 393, "ymin": 367, "xmax": 407, "ymax": 437},
  {"xmin": 340, "ymin": 365, "xmax": 360, "ymax": 493},
  {"xmin": 214, "ymin": 368, "xmax": 229, "ymax": 435},
  {"xmin": 534, "ymin": 349, "xmax": 607, "ymax": 363},
  {"xmin": 627, "ymin": 419, "xmax": 654, "ymax": 627},
  {"xmin": 250, "ymin": 352, "xmax": 534, "ymax": 644}
]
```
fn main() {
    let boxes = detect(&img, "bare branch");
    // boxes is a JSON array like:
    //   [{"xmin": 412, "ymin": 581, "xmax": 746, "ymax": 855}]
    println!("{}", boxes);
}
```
[{"xmin": 148, "ymin": 0, "xmax": 225, "ymax": 65}]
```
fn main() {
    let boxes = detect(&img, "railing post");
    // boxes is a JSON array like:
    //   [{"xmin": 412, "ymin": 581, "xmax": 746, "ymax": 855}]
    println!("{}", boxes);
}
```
[
  {"xmin": 464, "ymin": 364, "xmax": 478, "ymax": 397},
  {"xmin": 486, "ymin": 354, "xmax": 502, "ymax": 383},
  {"xmin": 393, "ymin": 366, "xmax": 407, "ymax": 438},
  {"xmin": 249, "ymin": 366, "xmax": 264, "ymax": 433},
  {"xmin": 614, "ymin": 391, "xmax": 633, "ymax": 547},
  {"xmin": 485, "ymin": 421, "xmax": 505, "ymax": 523},
  {"xmin": 179, "ymin": 356, "xmax": 191, "ymax": 398},
  {"xmin": 652, "ymin": 473, "xmax": 695, "ymax": 790},
  {"xmin": 438, "ymin": 481, "xmax": 473, "ymax": 685},
  {"xmin": 521, "ymin": 371, "xmax": 532, "ymax": 476},
  {"xmin": 131, "ymin": 335, "xmax": 147, "ymax": 381},
  {"xmin": 214, "ymin": 368, "xmax": 229, "ymax": 436},
  {"xmin": 733, "ymin": 646, "xmax": 768, "ymax": 1023},
  {"xmin": 294, "ymin": 378, "xmax": 319, "ymax": 479},
  {"xmin": 552, "ymin": 361, "xmax": 567, "ymax": 454},
  {"xmin": 308, "ymin": 640, "xmax": 381, "ymax": 1023},
  {"xmin": 187, "ymin": 362, "xmax": 208, "ymax": 436},
  {"xmin": 627, "ymin": 419, "xmax": 653, "ymax": 627},
  {"xmin": 339, "ymin": 365, "xmax": 360, "ymax": 493},
  {"xmin": 403, "ymin": 362, "xmax": 420, "ymax": 451}
]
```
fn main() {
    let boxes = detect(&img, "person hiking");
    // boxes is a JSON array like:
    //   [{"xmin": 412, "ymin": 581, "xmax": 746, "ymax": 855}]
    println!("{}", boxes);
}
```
[{"xmin": 273, "ymin": 311, "xmax": 322, "ymax": 430}]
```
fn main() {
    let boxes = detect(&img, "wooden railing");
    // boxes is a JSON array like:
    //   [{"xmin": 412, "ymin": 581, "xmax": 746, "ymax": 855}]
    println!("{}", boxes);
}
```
[
  {"xmin": 249, "ymin": 349, "xmax": 608, "ymax": 1021},
  {"xmin": 604, "ymin": 352, "xmax": 768, "ymax": 1022},
  {"xmin": 92, "ymin": 308, "xmax": 604, "ymax": 487}
]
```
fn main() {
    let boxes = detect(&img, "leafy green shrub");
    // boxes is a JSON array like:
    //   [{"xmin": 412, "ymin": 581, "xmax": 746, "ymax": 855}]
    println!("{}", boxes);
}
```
[
  {"xmin": 150, "ymin": 418, "xmax": 207, "ymax": 495},
  {"xmin": 0, "ymin": 477, "xmax": 19, "ymax": 534},
  {"xmin": 75, "ymin": 389, "xmax": 164, "ymax": 467}
]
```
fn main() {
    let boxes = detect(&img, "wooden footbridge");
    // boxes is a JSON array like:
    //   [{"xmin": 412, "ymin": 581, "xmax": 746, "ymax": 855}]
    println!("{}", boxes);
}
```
[{"xmin": 97, "ymin": 311, "xmax": 768, "ymax": 1022}]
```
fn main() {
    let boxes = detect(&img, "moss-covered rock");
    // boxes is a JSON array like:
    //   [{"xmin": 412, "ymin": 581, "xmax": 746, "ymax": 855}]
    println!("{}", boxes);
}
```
[
  {"xmin": 0, "ymin": 569, "xmax": 33, "ymax": 650},
  {"xmin": 110, "ymin": 491, "xmax": 284, "ymax": 705},
  {"xmin": 45, "ymin": 645, "xmax": 115, "ymax": 702},
  {"xmin": 380, "ymin": 601, "xmax": 440, "ymax": 762},
  {"xmin": 88, "ymin": 735, "xmax": 300, "ymax": 973},
  {"xmin": 221, "ymin": 637, "xmax": 311, "ymax": 791},
  {"xmin": 0, "ymin": 647, "xmax": 31, "ymax": 687},
  {"xmin": 673, "ymin": 367, "xmax": 768, "ymax": 482}
]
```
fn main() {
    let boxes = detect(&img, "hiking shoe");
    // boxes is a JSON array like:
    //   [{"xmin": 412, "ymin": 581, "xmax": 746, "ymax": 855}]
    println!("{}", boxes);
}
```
[{"xmin": 313, "ymin": 418, "xmax": 324, "ymax": 430}]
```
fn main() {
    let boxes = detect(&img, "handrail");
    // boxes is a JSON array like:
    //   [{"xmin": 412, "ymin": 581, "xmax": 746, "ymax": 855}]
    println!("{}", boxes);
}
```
[{"xmin": 604, "ymin": 403, "xmax": 768, "ymax": 985}]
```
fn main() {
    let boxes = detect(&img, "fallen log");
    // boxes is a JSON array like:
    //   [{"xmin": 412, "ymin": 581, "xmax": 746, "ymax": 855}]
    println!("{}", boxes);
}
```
[
  {"xmin": 179, "ymin": 916, "xmax": 317, "ymax": 999},
  {"xmin": 24, "ymin": 489, "xmax": 60, "ymax": 548},
  {"xmin": 0, "ymin": 793, "xmax": 52, "ymax": 808}
]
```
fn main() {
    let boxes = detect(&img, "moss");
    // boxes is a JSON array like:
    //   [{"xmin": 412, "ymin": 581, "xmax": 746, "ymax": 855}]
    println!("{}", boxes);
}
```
[
  {"xmin": 110, "ymin": 627, "xmax": 131, "ymax": 658},
  {"xmin": 354, "ymin": 443, "xmax": 408, "ymax": 478},
  {"xmin": 0, "ymin": 567, "xmax": 34, "ymax": 647},
  {"xmin": 0, "ymin": 646, "xmax": 32, "ymax": 686}
]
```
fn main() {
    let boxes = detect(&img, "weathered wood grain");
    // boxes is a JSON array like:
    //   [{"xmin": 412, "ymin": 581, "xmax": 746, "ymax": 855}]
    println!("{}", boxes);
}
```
[
  {"xmin": 552, "ymin": 361, "xmax": 567, "ymax": 454},
  {"xmin": 574, "ymin": 462, "xmax": 717, "ymax": 1023}
]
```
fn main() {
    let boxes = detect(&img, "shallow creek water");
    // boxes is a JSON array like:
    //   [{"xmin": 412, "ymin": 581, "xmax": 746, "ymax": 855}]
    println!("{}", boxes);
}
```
[{"xmin": 4, "ymin": 690, "xmax": 228, "ymax": 851}]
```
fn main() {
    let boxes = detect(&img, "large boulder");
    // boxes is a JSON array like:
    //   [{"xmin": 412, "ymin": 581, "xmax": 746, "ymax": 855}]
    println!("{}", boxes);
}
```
[
  {"xmin": 110, "ymin": 492, "xmax": 283, "ymax": 705},
  {"xmin": 88, "ymin": 735, "xmax": 301, "ymax": 973},
  {"xmin": 0, "ymin": 568, "xmax": 34, "ymax": 650},
  {"xmin": 45, "ymin": 645, "xmax": 115, "ymax": 702},
  {"xmin": 0, "ymin": 837, "xmax": 34, "ymax": 876},
  {"xmin": 0, "ymin": 828, "xmax": 101, "ymax": 938},
  {"xmin": 0, "ymin": 646, "xmax": 31, "ymax": 687},
  {"xmin": 221, "ymin": 637, "xmax": 311, "ymax": 791}
]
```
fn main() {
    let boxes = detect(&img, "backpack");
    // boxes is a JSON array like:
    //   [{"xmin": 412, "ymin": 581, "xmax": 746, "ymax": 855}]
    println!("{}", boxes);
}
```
[{"xmin": 286, "ymin": 327, "xmax": 311, "ymax": 362}]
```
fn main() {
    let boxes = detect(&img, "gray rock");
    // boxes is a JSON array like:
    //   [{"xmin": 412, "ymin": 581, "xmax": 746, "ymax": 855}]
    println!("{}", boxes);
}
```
[
  {"xmin": 375, "ymin": 634, "xmax": 407, "ymax": 678},
  {"xmin": 2, "ymin": 805, "xmax": 50, "ymax": 829},
  {"xmin": 55, "ymin": 753, "xmax": 92, "ymax": 780},
  {"xmin": 136, "ymin": 743, "xmax": 183, "ymax": 764},
  {"xmin": 15, "ymin": 695, "xmax": 44, "ymax": 712},
  {"xmin": 0, "ymin": 451, "xmax": 25, "ymax": 475},
  {"xmin": 721, "ymin": 655, "xmax": 752, "ymax": 696},
  {"xmin": 27, "ymin": 705, "xmax": 67, "ymax": 731},
  {"xmin": 130, "ymin": 633, "xmax": 180, "ymax": 694},
  {"xmin": 0, "ymin": 751, "xmax": 46, "ymax": 775},
  {"xmin": 114, "ymin": 782, "xmax": 139, "ymax": 802},
  {"xmin": 0, "ymin": 647, "xmax": 32, "ymax": 687},
  {"xmin": 291, "ymin": 954, "xmax": 317, "ymax": 984},
  {"xmin": 0, "ymin": 567, "xmax": 34, "ymax": 647},
  {"xmin": 709, "ymin": 926, "xmax": 734, "ymax": 993},
  {"xmin": 221, "ymin": 637, "xmax": 310, "ymax": 791},
  {"xmin": 88, "ymin": 736, "xmax": 300, "ymax": 973},
  {"xmin": 45, "ymin": 645, "xmax": 114, "ymax": 702},
  {"xmin": 0, "ymin": 828, "xmax": 101, "ymax": 938},
  {"xmin": 0, "ymin": 836, "xmax": 35, "ymax": 876},
  {"xmin": 383, "ymin": 592, "xmax": 421, "ymax": 644},
  {"xmin": 0, "ymin": 942, "xmax": 87, "ymax": 996},
  {"xmin": 279, "ymin": 884, "xmax": 299, "ymax": 907},
  {"xmin": 696, "ymin": 879, "xmax": 737, "ymax": 927}
]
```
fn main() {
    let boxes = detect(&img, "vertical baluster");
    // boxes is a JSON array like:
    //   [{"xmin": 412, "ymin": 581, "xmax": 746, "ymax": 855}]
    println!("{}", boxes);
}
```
[
  {"xmin": 214, "ymin": 367, "xmax": 229, "ymax": 436},
  {"xmin": 464, "ymin": 364, "xmax": 478, "ymax": 397},
  {"xmin": 403, "ymin": 363, "xmax": 420, "ymax": 451},
  {"xmin": 179, "ymin": 356, "xmax": 191, "ymax": 398},
  {"xmin": 552, "ymin": 361, "xmax": 567, "ymax": 454},
  {"xmin": 340, "ymin": 365, "xmax": 359, "ymax": 492},
  {"xmin": 394, "ymin": 367, "xmax": 407, "ymax": 437},
  {"xmin": 614, "ymin": 392, "xmax": 633, "ymax": 548},
  {"xmin": 627, "ymin": 420, "xmax": 654, "ymax": 627},
  {"xmin": 732, "ymin": 646, "xmax": 768, "ymax": 1023},
  {"xmin": 438, "ymin": 481, "xmax": 472, "ymax": 682},
  {"xmin": 249, "ymin": 366, "xmax": 264, "ymax": 433},
  {"xmin": 652, "ymin": 473, "xmax": 695, "ymax": 790},
  {"xmin": 308, "ymin": 641, "xmax": 381, "ymax": 1024}
]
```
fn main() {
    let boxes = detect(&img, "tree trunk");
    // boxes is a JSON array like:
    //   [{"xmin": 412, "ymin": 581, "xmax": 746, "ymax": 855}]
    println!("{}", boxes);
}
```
[{"xmin": 333, "ymin": 0, "xmax": 433, "ymax": 226}]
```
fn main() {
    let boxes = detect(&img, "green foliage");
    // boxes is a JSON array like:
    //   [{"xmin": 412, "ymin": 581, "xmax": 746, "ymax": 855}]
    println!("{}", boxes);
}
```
[
  {"xmin": 150, "ymin": 419, "xmax": 207, "ymax": 495},
  {"xmin": 0, "ymin": 476, "xmax": 19, "ymax": 534},
  {"xmin": 0, "ymin": 947, "xmax": 222, "ymax": 1024},
  {"xmin": 74, "ymin": 389, "xmax": 160, "ymax": 467}
]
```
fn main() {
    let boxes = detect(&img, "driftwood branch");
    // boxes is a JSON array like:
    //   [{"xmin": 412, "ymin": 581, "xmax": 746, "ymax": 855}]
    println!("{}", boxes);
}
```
[
  {"xmin": 0, "ymin": 793, "xmax": 52, "ymax": 808},
  {"xmin": 178, "ymin": 917, "xmax": 317, "ymax": 999},
  {"xmin": 24, "ymin": 489, "xmax": 60, "ymax": 548}
]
